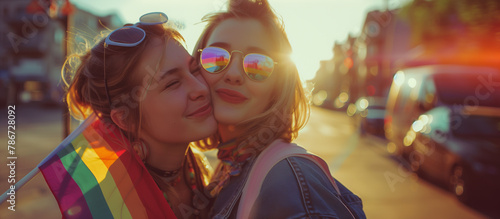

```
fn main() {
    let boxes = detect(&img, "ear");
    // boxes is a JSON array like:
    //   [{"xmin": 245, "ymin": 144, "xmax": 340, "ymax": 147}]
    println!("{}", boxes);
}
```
[{"xmin": 110, "ymin": 108, "xmax": 129, "ymax": 131}]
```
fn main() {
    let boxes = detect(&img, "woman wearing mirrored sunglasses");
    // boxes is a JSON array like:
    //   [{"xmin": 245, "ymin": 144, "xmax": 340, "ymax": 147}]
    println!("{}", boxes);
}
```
[
  {"xmin": 65, "ymin": 12, "xmax": 216, "ymax": 219},
  {"xmin": 192, "ymin": 1, "xmax": 366, "ymax": 218}
]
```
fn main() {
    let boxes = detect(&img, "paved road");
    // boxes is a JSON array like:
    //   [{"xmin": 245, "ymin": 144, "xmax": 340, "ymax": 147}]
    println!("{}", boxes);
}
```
[
  {"xmin": 0, "ymin": 104, "xmax": 492, "ymax": 218},
  {"xmin": 294, "ymin": 106, "xmax": 489, "ymax": 219}
]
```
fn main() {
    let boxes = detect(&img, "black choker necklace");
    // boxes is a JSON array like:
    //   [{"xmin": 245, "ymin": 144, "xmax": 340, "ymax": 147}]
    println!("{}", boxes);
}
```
[{"xmin": 145, "ymin": 162, "xmax": 182, "ymax": 178}]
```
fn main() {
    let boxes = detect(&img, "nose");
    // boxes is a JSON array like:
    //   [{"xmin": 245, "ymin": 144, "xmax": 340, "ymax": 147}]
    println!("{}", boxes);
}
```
[
  {"xmin": 188, "ymin": 73, "xmax": 209, "ymax": 101},
  {"xmin": 222, "ymin": 52, "xmax": 245, "ymax": 85}
]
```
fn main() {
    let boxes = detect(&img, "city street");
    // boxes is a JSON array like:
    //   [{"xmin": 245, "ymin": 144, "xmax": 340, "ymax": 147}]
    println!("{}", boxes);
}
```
[{"xmin": 0, "ymin": 104, "xmax": 491, "ymax": 218}]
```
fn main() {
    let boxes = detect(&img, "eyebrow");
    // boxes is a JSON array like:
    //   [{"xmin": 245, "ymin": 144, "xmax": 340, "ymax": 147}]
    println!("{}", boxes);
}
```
[
  {"xmin": 157, "ymin": 54, "xmax": 195, "ymax": 82},
  {"xmin": 207, "ymin": 42, "xmax": 231, "ymax": 50},
  {"xmin": 207, "ymin": 42, "xmax": 272, "ymax": 56},
  {"xmin": 158, "ymin": 67, "xmax": 180, "ymax": 81},
  {"xmin": 246, "ymin": 46, "xmax": 271, "ymax": 56}
]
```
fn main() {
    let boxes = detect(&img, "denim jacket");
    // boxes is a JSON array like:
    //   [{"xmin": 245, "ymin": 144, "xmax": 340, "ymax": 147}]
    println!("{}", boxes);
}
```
[{"xmin": 209, "ymin": 147, "xmax": 366, "ymax": 219}]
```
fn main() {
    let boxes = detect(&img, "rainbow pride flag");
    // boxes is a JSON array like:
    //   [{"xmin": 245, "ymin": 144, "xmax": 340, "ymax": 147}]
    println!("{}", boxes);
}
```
[{"xmin": 38, "ymin": 114, "xmax": 175, "ymax": 218}]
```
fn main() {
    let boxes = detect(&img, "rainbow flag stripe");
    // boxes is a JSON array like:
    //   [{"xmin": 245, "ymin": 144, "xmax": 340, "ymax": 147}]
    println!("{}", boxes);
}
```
[{"xmin": 39, "ymin": 114, "xmax": 175, "ymax": 218}]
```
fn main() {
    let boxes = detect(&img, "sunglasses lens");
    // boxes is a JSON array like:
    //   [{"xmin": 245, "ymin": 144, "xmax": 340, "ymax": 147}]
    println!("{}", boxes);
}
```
[
  {"xmin": 201, "ymin": 47, "xmax": 230, "ymax": 73},
  {"xmin": 108, "ymin": 27, "xmax": 145, "ymax": 45},
  {"xmin": 244, "ymin": 54, "xmax": 274, "ymax": 81},
  {"xmin": 140, "ymin": 12, "xmax": 168, "ymax": 24}
]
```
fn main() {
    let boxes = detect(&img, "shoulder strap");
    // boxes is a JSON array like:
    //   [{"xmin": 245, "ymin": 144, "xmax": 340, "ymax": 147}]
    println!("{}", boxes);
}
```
[{"xmin": 236, "ymin": 140, "xmax": 344, "ymax": 219}]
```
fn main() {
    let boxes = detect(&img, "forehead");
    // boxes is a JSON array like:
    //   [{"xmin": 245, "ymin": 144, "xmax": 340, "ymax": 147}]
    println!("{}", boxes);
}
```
[
  {"xmin": 134, "ymin": 38, "xmax": 189, "ymax": 77},
  {"xmin": 144, "ymin": 37, "xmax": 187, "ymax": 62},
  {"xmin": 206, "ymin": 18, "xmax": 275, "ymax": 52}
]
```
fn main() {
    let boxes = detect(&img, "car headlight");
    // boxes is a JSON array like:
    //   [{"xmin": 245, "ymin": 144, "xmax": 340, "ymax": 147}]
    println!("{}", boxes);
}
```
[{"xmin": 357, "ymin": 98, "xmax": 369, "ymax": 111}]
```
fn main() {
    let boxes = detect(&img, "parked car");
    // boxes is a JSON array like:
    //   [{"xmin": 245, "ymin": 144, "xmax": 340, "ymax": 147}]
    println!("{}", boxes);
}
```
[
  {"xmin": 408, "ymin": 106, "xmax": 500, "ymax": 203},
  {"xmin": 384, "ymin": 65, "xmax": 500, "ymax": 158},
  {"xmin": 348, "ymin": 96, "xmax": 387, "ymax": 137}
]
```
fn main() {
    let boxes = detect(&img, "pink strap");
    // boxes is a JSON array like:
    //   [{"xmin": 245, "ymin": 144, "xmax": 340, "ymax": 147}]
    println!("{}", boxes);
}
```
[{"xmin": 236, "ymin": 140, "xmax": 341, "ymax": 219}]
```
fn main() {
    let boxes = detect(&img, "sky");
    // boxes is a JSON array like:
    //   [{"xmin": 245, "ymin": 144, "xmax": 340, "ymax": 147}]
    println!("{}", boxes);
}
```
[{"xmin": 70, "ymin": 0, "xmax": 409, "ymax": 81}]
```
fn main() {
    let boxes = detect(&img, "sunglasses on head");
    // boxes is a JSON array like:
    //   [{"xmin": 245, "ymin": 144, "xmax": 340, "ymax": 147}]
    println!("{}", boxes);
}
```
[
  {"xmin": 105, "ymin": 12, "xmax": 168, "ymax": 47},
  {"xmin": 198, "ymin": 46, "xmax": 278, "ymax": 82},
  {"xmin": 103, "ymin": 12, "xmax": 168, "ymax": 107}
]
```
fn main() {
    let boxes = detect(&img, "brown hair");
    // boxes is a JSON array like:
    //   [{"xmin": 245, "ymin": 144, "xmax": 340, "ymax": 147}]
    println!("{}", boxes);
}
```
[
  {"xmin": 192, "ymin": 0, "xmax": 310, "ymax": 151},
  {"xmin": 63, "ymin": 23, "xmax": 217, "ymax": 214},
  {"xmin": 64, "ymin": 23, "xmax": 184, "ymax": 144}
]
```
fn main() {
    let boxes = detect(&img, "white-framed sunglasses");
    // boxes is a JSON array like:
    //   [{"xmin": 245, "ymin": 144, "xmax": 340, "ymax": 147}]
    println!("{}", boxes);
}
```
[{"xmin": 104, "ymin": 12, "xmax": 168, "ymax": 47}]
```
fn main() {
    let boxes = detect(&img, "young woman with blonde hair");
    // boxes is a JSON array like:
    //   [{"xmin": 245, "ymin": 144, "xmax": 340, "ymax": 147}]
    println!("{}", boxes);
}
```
[{"xmin": 193, "ymin": 1, "xmax": 366, "ymax": 218}]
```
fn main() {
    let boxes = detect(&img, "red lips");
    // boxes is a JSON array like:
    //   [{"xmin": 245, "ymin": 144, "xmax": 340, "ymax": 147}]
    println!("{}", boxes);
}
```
[
  {"xmin": 216, "ymin": 88, "xmax": 248, "ymax": 104},
  {"xmin": 187, "ymin": 103, "xmax": 212, "ymax": 118}
]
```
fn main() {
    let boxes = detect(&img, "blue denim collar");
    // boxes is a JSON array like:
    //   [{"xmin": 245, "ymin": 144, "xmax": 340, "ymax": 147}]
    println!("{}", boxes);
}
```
[{"xmin": 210, "ymin": 156, "xmax": 256, "ymax": 219}]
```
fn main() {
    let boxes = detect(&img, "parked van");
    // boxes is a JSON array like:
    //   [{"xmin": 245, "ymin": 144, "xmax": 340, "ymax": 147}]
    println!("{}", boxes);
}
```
[{"xmin": 384, "ymin": 65, "xmax": 500, "ymax": 158}]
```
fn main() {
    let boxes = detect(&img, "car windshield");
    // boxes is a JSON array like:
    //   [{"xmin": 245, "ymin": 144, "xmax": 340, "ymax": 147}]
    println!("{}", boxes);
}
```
[
  {"xmin": 453, "ymin": 115, "xmax": 500, "ymax": 138},
  {"xmin": 433, "ymin": 72, "xmax": 500, "ymax": 107}
]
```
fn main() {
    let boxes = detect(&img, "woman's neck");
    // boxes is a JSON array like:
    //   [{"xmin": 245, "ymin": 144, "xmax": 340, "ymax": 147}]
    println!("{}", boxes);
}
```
[
  {"xmin": 218, "ymin": 124, "xmax": 242, "ymax": 142},
  {"xmin": 143, "ymin": 138, "xmax": 189, "ymax": 171}
]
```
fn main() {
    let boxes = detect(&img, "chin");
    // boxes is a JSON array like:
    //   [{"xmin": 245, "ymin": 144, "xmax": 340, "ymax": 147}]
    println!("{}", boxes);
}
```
[
  {"xmin": 198, "ymin": 118, "xmax": 218, "ymax": 137},
  {"xmin": 214, "ymin": 112, "xmax": 244, "ymax": 126},
  {"xmin": 212, "ymin": 105, "xmax": 242, "ymax": 124}
]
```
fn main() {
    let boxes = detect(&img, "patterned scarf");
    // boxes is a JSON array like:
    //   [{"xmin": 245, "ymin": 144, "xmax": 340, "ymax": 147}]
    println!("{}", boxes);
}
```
[{"xmin": 208, "ymin": 139, "xmax": 254, "ymax": 197}]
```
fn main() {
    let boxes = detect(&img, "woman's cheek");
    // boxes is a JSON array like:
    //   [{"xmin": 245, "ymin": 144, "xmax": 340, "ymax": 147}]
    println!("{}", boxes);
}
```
[{"xmin": 201, "ymin": 72, "xmax": 219, "ymax": 88}]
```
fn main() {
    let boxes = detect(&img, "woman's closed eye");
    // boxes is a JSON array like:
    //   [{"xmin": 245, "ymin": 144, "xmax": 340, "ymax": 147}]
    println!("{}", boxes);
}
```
[
  {"xmin": 164, "ymin": 79, "xmax": 180, "ymax": 90},
  {"xmin": 159, "ymin": 67, "xmax": 183, "ymax": 90}
]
